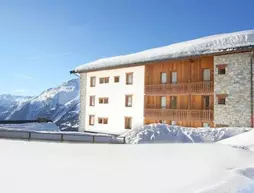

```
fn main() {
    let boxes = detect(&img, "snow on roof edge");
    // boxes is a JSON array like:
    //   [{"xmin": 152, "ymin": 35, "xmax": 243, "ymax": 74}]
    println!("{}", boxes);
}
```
[{"xmin": 74, "ymin": 30, "xmax": 254, "ymax": 73}]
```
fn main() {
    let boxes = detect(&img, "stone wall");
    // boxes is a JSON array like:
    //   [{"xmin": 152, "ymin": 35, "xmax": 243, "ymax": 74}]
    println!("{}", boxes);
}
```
[
  {"xmin": 214, "ymin": 52, "xmax": 252, "ymax": 127},
  {"xmin": 79, "ymin": 73, "xmax": 87, "ymax": 132}
]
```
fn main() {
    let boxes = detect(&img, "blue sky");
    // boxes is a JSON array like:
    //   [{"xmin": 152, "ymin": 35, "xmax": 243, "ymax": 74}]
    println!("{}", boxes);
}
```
[{"xmin": 0, "ymin": 0, "xmax": 253, "ymax": 96}]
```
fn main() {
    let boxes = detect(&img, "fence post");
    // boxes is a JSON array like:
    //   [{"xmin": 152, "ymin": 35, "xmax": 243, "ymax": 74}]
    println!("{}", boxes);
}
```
[{"xmin": 28, "ymin": 132, "xmax": 31, "ymax": 141}]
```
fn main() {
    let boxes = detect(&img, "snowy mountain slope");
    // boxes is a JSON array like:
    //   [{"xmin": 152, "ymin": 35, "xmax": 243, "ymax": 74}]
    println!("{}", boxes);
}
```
[
  {"xmin": 0, "ymin": 94, "xmax": 32, "ymax": 120},
  {"xmin": 0, "ymin": 79, "xmax": 80, "ymax": 131},
  {"xmin": 124, "ymin": 124, "xmax": 251, "ymax": 144},
  {"xmin": 75, "ymin": 29, "xmax": 254, "ymax": 72}
]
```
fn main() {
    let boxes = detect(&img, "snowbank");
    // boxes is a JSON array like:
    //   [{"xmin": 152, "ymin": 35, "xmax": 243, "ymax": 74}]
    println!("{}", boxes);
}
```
[
  {"xmin": 217, "ymin": 129, "xmax": 254, "ymax": 151},
  {"xmin": 75, "ymin": 30, "xmax": 254, "ymax": 72},
  {"xmin": 124, "ymin": 124, "xmax": 250, "ymax": 144},
  {"xmin": 0, "ymin": 139, "xmax": 254, "ymax": 193}
]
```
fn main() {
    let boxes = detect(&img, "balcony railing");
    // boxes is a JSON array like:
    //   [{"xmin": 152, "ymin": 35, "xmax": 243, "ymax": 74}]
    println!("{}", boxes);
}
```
[
  {"xmin": 144, "ymin": 108, "xmax": 213, "ymax": 122},
  {"xmin": 145, "ymin": 81, "xmax": 213, "ymax": 95}
]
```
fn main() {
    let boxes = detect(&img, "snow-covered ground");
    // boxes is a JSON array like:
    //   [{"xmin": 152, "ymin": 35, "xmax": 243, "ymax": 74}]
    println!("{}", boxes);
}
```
[
  {"xmin": 1, "ymin": 135, "xmax": 254, "ymax": 193},
  {"xmin": 124, "ymin": 124, "xmax": 250, "ymax": 144}
]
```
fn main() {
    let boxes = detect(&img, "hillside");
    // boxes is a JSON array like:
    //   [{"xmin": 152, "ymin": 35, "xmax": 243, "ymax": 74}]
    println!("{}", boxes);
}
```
[{"xmin": 0, "ymin": 79, "xmax": 80, "ymax": 131}]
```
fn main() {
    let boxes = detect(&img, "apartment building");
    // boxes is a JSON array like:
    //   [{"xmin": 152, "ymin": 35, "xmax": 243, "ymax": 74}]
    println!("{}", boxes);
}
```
[{"xmin": 71, "ymin": 30, "xmax": 254, "ymax": 133}]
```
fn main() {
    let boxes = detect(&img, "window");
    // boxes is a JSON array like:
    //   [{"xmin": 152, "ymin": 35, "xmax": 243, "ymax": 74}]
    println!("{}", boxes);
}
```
[
  {"xmin": 125, "ymin": 95, "xmax": 132, "ymax": 107},
  {"xmin": 160, "ymin": 72, "xmax": 167, "ymax": 84},
  {"xmin": 217, "ymin": 94, "xmax": 227, "ymax": 105},
  {"xmin": 171, "ymin": 72, "xmax": 177, "ymax": 83},
  {"xmin": 217, "ymin": 64, "xmax": 227, "ymax": 75},
  {"xmin": 171, "ymin": 121, "xmax": 176, "ymax": 126},
  {"xmin": 114, "ymin": 76, "xmax": 120, "ymax": 83},
  {"xmin": 159, "ymin": 120, "xmax": 167, "ymax": 124},
  {"xmin": 161, "ymin": 96, "xmax": 167, "ymax": 109},
  {"xmin": 98, "ymin": 117, "xmax": 108, "ymax": 124},
  {"xmin": 203, "ymin": 122, "xmax": 210, "ymax": 127},
  {"xmin": 89, "ymin": 115, "xmax": 95, "ymax": 126},
  {"xmin": 99, "ymin": 77, "xmax": 109, "ymax": 84},
  {"xmin": 203, "ymin": 69, "xmax": 211, "ymax": 81},
  {"xmin": 203, "ymin": 96, "xmax": 210, "ymax": 109},
  {"xmin": 218, "ymin": 98, "xmax": 226, "ymax": 105},
  {"xmin": 218, "ymin": 68, "xmax": 226, "ymax": 75},
  {"xmin": 125, "ymin": 117, "xmax": 132, "ymax": 129},
  {"xmin": 98, "ymin": 97, "xmax": 109, "ymax": 104},
  {"xmin": 126, "ymin": 73, "xmax": 133, "ymax": 85},
  {"xmin": 90, "ymin": 77, "xmax": 96, "ymax": 87},
  {"xmin": 89, "ymin": 96, "xmax": 95, "ymax": 106},
  {"xmin": 170, "ymin": 96, "xmax": 177, "ymax": 109}
]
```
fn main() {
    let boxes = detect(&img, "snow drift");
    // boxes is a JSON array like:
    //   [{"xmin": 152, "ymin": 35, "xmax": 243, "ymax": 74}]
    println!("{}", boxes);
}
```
[
  {"xmin": 124, "ymin": 124, "xmax": 250, "ymax": 144},
  {"xmin": 218, "ymin": 129, "xmax": 254, "ymax": 152},
  {"xmin": 75, "ymin": 30, "xmax": 254, "ymax": 72}
]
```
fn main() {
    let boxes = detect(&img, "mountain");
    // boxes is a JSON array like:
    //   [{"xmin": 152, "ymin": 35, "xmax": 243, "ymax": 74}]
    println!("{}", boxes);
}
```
[
  {"xmin": 0, "ymin": 79, "xmax": 80, "ymax": 131},
  {"xmin": 0, "ymin": 95, "xmax": 32, "ymax": 120}
]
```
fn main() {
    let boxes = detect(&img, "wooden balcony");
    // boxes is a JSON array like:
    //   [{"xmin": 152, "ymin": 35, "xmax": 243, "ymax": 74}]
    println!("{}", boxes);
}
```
[
  {"xmin": 144, "ymin": 108, "xmax": 213, "ymax": 122},
  {"xmin": 145, "ymin": 81, "xmax": 213, "ymax": 95}
]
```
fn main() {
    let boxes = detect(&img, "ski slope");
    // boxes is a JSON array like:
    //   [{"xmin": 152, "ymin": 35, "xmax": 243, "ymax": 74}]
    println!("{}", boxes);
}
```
[{"xmin": 0, "ymin": 137, "xmax": 254, "ymax": 193}]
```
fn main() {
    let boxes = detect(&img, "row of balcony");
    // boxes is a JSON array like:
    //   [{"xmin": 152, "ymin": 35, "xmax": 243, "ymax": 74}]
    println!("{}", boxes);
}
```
[
  {"xmin": 145, "ymin": 81, "xmax": 213, "ymax": 95},
  {"xmin": 144, "ymin": 109, "xmax": 214, "ymax": 122}
]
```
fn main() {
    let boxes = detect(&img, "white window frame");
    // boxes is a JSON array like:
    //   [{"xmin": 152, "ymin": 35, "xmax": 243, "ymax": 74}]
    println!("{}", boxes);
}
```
[
  {"xmin": 161, "ymin": 72, "xmax": 167, "ymax": 84},
  {"xmin": 172, "ymin": 72, "xmax": 177, "ymax": 83}
]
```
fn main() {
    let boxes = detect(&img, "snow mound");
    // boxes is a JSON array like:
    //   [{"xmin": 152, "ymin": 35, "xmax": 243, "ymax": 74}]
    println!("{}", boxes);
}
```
[
  {"xmin": 124, "ymin": 124, "xmax": 250, "ymax": 144},
  {"xmin": 217, "ymin": 129, "xmax": 254, "ymax": 152},
  {"xmin": 75, "ymin": 29, "xmax": 254, "ymax": 72}
]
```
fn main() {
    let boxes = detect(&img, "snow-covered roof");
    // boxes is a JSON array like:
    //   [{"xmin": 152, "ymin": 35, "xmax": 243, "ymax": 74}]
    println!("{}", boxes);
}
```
[{"xmin": 74, "ymin": 30, "xmax": 254, "ymax": 73}]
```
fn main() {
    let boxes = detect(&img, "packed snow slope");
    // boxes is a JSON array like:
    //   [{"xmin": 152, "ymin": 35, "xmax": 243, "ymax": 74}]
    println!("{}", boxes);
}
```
[
  {"xmin": 0, "ymin": 79, "xmax": 80, "ymax": 131},
  {"xmin": 75, "ymin": 29, "xmax": 254, "ymax": 72},
  {"xmin": 1, "ymin": 139, "xmax": 254, "ymax": 193},
  {"xmin": 124, "ymin": 124, "xmax": 250, "ymax": 144}
]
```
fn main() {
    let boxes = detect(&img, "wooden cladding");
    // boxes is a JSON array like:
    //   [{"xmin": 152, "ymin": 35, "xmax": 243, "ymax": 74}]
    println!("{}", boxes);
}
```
[
  {"xmin": 144, "ymin": 109, "xmax": 213, "ymax": 122},
  {"xmin": 145, "ymin": 81, "xmax": 214, "ymax": 95},
  {"xmin": 144, "ymin": 57, "xmax": 214, "ymax": 126},
  {"xmin": 145, "ymin": 57, "xmax": 214, "ymax": 85}
]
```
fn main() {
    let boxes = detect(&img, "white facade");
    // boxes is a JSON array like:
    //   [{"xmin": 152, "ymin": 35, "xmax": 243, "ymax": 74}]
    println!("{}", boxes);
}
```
[{"xmin": 79, "ymin": 66, "xmax": 145, "ymax": 134}]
